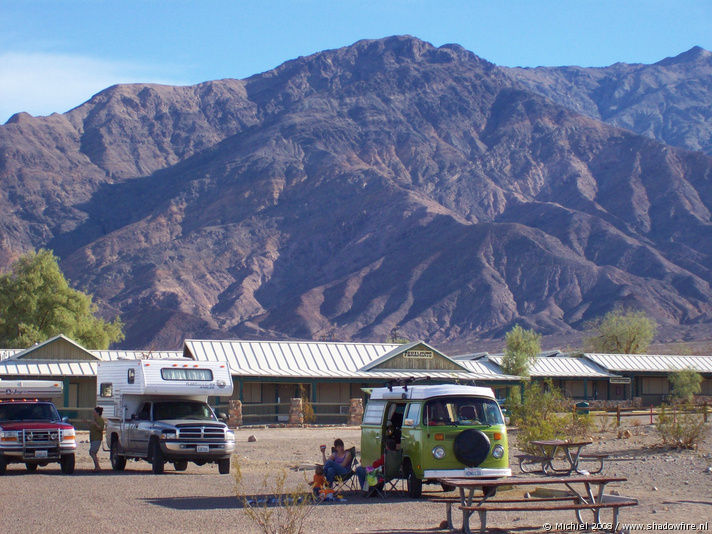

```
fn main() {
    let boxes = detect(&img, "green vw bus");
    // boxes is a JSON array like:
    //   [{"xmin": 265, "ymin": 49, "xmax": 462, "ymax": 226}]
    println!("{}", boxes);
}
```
[{"xmin": 361, "ymin": 384, "xmax": 510, "ymax": 497}]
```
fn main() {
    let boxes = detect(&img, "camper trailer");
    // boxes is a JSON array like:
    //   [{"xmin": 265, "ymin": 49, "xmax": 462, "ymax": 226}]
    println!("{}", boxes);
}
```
[
  {"xmin": 0, "ymin": 380, "xmax": 77, "ymax": 475},
  {"xmin": 97, "ymin": 358, "xmax": 235, "ymax": 474}
]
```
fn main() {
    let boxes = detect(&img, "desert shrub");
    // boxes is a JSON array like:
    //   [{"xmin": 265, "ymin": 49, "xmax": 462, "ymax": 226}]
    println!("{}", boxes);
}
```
[
  {"xmin": 568, "ymin": 412, "xmax": 595, "ymax": 438},
  {"xmin": 596, "ymin": 411, "xmax": 614, "ymax": 433},
  {"xmin": 655, "ymin": 404, "xmax": 709, "ymax": 449},
  {"xmin": 233, "ymin": 457, "xmax": 316, "ymax": 534},
  {"xmin": 669, "ymin": 369, "xmax": 703, "ymax": 404},
  {"xmin": 510, "ymin": 381, "xmax": 568, "ymax": 453},
  {"xmin": 511, "ymin": 381, "xmax": 595, "ymax": 451}
]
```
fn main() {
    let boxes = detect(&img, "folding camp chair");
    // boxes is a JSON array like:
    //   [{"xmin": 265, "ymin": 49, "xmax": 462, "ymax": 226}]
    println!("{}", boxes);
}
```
[
  {"xmin": 373, "ymin": 449, "xmax": 405, "ymax": 497},
  {"xmin": 332, "ymin": 446, "xmax": 359, "ymax": 494}
]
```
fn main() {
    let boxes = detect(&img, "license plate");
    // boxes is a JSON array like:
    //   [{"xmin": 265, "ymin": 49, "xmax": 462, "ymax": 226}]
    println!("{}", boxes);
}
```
[
  {"xmin": 34, "ymin": 450, "xmax": 48, "ymax": 458},
  {"xmin": 196, "ymin": 445, "xmax": 209, "ymax": 453},
  {"xmin": 464, "ymin": 467, "xmax": 482, "ymax": 477}
]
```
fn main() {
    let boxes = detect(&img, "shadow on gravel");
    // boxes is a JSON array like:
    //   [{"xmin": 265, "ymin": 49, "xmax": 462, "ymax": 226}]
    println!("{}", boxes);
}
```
[
  {"xmin": 663, "ymin": 500, "xmax": 712, "ymax": 506},
  {"xmin": 144, "ymin": 491, "xmax": 419, "ymax": 510},
  {"xmin": 369, "ymin": 527, "xmax": 542, "ymax": 534}
]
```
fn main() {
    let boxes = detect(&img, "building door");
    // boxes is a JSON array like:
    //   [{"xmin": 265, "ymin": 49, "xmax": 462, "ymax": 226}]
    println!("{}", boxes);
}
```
[{"xmin": 68, "ymin": 383, "xmax": 79, "ymax": 408}]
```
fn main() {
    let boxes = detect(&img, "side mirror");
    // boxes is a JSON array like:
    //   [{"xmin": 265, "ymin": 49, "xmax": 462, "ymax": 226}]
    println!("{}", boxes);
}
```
[
  {"xmin": 62, "ymin": 416, "xmax": 69, "ymax": 423},
  {"xmin": 217, "ymin": 411, "xmax": 228, "ymax": 421}
]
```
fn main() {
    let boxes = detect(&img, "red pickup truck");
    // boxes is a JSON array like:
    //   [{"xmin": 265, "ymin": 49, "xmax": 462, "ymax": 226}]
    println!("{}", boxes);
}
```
[{"xmin": 0, "ymin": 380, "xmax": 77, "ymax": 474}]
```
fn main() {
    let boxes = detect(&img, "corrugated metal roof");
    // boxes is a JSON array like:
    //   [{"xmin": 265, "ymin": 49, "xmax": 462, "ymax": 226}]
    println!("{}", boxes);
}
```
[
  {"xmin": 90, "ymin": 350, "xmax": 183, "ymax": 361},
  {"xmin": 0, "ymin": 360, "xmax": 98, "ymax": 377},
  {"xmin": 584, "ymin": 353, "xmax": 712, "ymax": 373},
  {"xmin": 458, "ymin": 359, "xmax": 519, "ymax": 379},
  {"xmin": 487, "ymin": 355, "xmax": 616, "ymax": 378},
  {"xmin": 184, "ymin": 339, "xmax": 517, "ymax": 381}
]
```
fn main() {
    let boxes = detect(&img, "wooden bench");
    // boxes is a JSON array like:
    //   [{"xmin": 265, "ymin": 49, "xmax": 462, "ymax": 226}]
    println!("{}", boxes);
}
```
[{"xmin": 460, "ymin": 496, "xmax": 637, "ymax": 533}]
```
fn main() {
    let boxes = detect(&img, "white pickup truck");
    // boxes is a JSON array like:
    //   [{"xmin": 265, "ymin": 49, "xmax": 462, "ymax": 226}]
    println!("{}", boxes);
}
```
[{"xmin": 97, "ymin": 358, "xmax": 235, "ymax": 474}]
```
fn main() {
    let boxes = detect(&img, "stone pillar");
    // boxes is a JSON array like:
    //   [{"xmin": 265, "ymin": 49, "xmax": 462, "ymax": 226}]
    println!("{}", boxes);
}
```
[
  {"xmin": 348, "ymin": 398, "xmax": 364, "ymax": 426},
  {"xmin": 228, "ymin": 399, "xmax": 242, "ymax": 428},
  {"xmin": 288, "ymin": 397, "xmax": 304, "ymax": 426}
]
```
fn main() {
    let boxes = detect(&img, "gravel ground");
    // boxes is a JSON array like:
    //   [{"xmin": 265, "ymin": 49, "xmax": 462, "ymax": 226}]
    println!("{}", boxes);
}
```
[{"xmin": 0, "ymin": 421, "xmax": 710, "ymax": 534}]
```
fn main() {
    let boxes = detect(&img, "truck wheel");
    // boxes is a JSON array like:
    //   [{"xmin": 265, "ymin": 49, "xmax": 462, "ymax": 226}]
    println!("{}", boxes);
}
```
[
  {"xmin": 174, "ymin": 461, "xmax": 188, "ymax": 471},
  {"xmin": 150, "ymin": 440, "xmax": 165, "ymax": 475},
  {"xmin": 0, "ymin": 455, "xmax": 6, "ymax": 475},
  {"xmin": 407, "ymin": 470, "xmax": 422, "ymax": 498},
  {"xmin": 60, "ymin": 454, "xmax": 75, "ymax": 475},
  {"xmin": 25, "ymin": 463, "xmax": 38, "ymax": 473},
  {"xmin": 111, "ymin": 439, "xmax": 126, "ymax": 471},
  {"xmin": 218, "ymin": 458, "xmax": 230, "ymax": 475}
]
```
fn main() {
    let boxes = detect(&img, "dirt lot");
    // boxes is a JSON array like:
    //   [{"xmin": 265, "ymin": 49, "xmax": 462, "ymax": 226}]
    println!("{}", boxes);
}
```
[{"xmin": 0, "ymin": 420, "xmax": 710, "ymax": 533}]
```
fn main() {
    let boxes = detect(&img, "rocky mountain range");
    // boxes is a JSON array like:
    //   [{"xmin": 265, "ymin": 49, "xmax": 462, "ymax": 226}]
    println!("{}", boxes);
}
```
[{"xmin": 1, "ymin": 36, "xmax": 711, "ymax": 351}]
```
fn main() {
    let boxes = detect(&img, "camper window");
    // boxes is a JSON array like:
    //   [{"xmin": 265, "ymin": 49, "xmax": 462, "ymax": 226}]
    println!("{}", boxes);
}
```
[
  {"xmin": 100, "ymin": 383, "xmax": 113, "ymax": 397},
  {"xmin": 127, "ymin": 368, "xmax": 135, "ymax": 384},
  {"xmin": 160, "ymin": 368, "xmax": 213, "ymax": 381}
]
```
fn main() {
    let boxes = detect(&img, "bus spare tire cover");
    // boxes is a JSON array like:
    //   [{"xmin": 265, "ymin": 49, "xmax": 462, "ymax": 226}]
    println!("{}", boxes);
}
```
[{"xmin": 453, "ymin": 429, "xmax": 490, "ymax": 467}]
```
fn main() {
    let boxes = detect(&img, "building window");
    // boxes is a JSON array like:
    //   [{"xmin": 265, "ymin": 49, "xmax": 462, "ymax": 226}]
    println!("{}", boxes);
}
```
[
  {"xmin": 100, "ymin": 383, "xmax": 113, "ymax": 398},
  {"xmin": 127, "ymin": 368, "xmax": 135, "ymax": 384}
]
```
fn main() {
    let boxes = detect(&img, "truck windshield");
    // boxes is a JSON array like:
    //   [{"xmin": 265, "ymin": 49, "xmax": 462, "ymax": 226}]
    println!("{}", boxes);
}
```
[
  {"xmin": 0, "ymin": 403, "xmax": 61, "ymax": 422},
  {"xmin": 424, "ymin": 397, "xmax": 504, "ymax": 426},
  {"xmin": 153, "ymin": 401, "xmax": 216, "ymax": 421}
]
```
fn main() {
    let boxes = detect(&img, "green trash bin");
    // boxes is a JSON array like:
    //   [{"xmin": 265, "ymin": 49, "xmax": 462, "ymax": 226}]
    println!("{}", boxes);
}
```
[{"xmin": 575, "ymin": 401, "xmax": 590, "ymax": 415}]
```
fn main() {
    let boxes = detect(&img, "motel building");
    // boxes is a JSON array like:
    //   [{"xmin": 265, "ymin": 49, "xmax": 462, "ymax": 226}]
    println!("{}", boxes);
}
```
[{"xmin": 1, "ymin": 335, "xmax": 711, "ymax": 424}]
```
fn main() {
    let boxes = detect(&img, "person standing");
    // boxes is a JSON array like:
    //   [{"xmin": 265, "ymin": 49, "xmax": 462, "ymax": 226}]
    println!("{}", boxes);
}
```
[{"xmin": 88, "ymin": 406, "xmax": 105, "ymax": 472}]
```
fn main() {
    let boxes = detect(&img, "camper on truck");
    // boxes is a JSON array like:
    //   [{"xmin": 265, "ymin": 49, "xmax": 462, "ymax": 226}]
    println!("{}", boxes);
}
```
[
  {"xmin": 97, "ymin": 358, "xmax": 235, "ymax": 474},
  {"xmin": 0, "ymin": 380, "xmax": 77, "ymax": 475}
]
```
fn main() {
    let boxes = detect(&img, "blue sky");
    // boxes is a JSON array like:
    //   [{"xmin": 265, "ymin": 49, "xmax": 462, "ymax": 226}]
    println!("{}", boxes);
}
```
[{"xmin": 1, "ymin": 0, "xmax": 711, "ymax": 123}]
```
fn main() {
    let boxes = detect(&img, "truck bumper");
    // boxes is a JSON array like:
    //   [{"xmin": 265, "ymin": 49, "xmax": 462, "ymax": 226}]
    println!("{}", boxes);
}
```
[
  {"xmin": 423, "ymin": 467, "xmax": 511, "ymax": 479},
  {"xmin": 161, "ymin": 440, "xmax": 235, "ymax": 460},
  {"xmin": 0, "ymin": 443, "xmax": 76, "ymax": 461}
]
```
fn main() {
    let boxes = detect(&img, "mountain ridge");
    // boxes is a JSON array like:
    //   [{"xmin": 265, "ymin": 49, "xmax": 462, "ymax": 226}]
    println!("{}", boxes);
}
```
[{"xmin": 1, "ymin": 36, "xmax": 711, "ymax": 350}]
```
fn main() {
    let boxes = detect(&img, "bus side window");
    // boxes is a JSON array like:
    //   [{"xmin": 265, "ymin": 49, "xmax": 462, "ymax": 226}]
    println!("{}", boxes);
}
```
[
  {"xmin": 363, "ymin": 400, "xmax": 386, "ymax": 425},
  {"xmin": 403, "ymin": 403, "xmax": 421, "ymax": 426}
]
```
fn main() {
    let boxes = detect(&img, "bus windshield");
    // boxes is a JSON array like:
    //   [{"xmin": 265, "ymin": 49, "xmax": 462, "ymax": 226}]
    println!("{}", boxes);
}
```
[{"xmin": 424, "ymin": 397, "xmax": 503, "ymax": 426}]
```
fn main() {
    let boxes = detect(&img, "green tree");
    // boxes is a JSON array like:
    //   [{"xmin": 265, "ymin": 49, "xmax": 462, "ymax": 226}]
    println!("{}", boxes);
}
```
[
  {"xmin": 669, "ymin": 369, "xmax": 702, "ymax": 403},
  {"xmin": 585, "ymin": 308, "xmax": 656, "ymax": 354},
  {"xmin": 502, "ymin": 325, "xmax": 541, "ymax": 377},
  {"xmin": 0, "ymin": 249, "xmax": 124, "ymax": 349}
]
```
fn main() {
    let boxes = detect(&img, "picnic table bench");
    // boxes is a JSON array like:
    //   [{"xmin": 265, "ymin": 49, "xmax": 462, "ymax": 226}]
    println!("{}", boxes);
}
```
[
  {"xmin": 517, "ymin": 439, "xmax": 607, "ymax": 475},
  {"xmin": 437, "ymin": 475, "xmax": 637, "ymax": 534}
]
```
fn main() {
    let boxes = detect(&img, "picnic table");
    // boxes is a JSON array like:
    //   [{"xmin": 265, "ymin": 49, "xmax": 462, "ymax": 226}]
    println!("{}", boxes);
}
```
[
  {"xmin": 517, "ymin": 438, "xmax": 605, "ymax": 475},
  {"xmin": 437, "ymin": 475, "xmax": 637, "ymax": 534}
]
